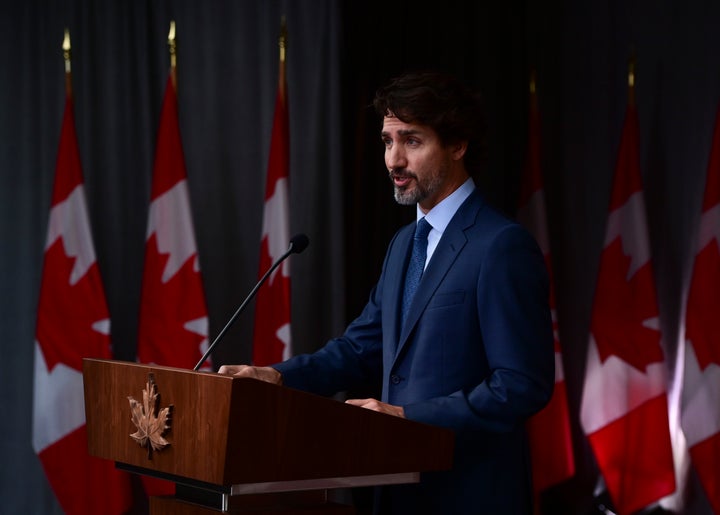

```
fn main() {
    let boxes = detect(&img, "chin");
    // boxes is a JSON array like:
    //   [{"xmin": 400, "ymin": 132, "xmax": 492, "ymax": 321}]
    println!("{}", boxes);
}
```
[{"xmin": 394, "ymin": 188, "xmax": 417, "ymax": 206}]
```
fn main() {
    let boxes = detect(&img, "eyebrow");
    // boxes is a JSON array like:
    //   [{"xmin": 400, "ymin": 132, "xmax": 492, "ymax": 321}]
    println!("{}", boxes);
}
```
[{"xmin": 380, "ymin": 128, "xmax": 423, "ymax": 138}]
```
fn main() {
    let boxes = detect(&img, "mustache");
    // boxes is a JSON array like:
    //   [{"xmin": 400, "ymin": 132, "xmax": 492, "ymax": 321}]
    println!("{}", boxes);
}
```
[{"xmin": 388, "ymin": 169, "xmax": 416, "ymax": 180}]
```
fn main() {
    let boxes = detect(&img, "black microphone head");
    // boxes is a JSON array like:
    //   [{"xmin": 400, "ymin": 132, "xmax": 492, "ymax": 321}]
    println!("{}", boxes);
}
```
[{"xmin": 289, "ymin": 233, "xmax": 309, "ymax": 254}]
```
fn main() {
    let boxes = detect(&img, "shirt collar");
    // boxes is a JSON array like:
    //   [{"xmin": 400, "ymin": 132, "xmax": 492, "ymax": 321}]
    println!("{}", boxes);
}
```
[{"xmin": 416, "ymin": 177, "xmax": 475, "ymax": 233}]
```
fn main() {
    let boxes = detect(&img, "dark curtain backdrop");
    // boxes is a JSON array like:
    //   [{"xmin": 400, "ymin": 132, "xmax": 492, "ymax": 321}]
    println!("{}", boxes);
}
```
[{"xmin": 1, "ymin": 1, "xmax": 718, "ymax": 514}]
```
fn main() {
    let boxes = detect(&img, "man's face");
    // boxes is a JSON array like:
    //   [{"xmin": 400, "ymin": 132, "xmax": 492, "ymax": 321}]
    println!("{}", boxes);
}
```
[{"xmin": 381, "ymin": 116, "xmax": 459, "ymax": 213}]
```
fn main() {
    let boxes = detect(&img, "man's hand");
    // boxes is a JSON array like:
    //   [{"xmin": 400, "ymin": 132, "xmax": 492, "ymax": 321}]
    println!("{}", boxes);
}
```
[
  {"xmin": 216, "ymin": 365, "xmax": 282, "ymax": 385},
  {"xmin": 345, "ymin": 398, "xmax": 405, "ymax": 418}
]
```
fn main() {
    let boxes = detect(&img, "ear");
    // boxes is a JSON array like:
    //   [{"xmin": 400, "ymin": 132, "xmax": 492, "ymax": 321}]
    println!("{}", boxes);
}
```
[{"xmin": 450, "ymin": 140, "xmax": 468, "ymax": 161}]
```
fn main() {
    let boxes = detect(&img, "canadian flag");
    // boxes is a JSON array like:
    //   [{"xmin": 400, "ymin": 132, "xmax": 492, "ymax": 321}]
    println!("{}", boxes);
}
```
[
  {"xmin": 580, "ymin": 86, "xmax": 676, "ymax": 514},
  {"xmin": 137, "ymin": 74, "xmax": 211, "ymax": 495},
  {"xmin": 681, "ymin": 103, "xmax": 720, "ymax": 514},
  {"xmin": 33, "ymin": 90, "xmax": 133, "ymax": 514},
  {"xmin": 252, "ymin": 30, "xmax": 291, "ymax": 366},
  {"xmin": 137, "ymin": 75, "xmax": 210, "ymax": 370},
  {"xmin": 516, "ymin": 74, "xmax": 575, "ymax": 497}
]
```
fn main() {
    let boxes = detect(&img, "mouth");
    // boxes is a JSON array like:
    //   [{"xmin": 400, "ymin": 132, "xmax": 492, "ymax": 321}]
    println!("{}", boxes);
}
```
[{"xmin": 389, "ymin": 171, "xmax": 415, "ymax": 188}]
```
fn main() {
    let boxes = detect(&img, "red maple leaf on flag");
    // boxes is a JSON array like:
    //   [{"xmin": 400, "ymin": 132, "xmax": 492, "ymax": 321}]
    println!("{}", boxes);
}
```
[
  {"xmin": 36, "ymin": 239, "xmax": 111, "ymax": 372},
  {"xmin": 138, "ymin": 234, "xmax": 207, "ymax": 367},
  {"xmin": 590, "ymin": 239, "xmax": 664, "ymax": 371}
]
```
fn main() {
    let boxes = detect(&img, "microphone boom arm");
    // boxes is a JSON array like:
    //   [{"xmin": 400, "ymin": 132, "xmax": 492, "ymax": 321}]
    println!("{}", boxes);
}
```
[{"xmin": 193, "ymin": 236, "xmax": 306, "ymax": 371}]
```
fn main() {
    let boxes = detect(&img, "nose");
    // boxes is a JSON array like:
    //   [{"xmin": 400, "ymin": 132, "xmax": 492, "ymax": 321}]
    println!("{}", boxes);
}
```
[{"xmin": 386, "ymin": 143, "xmax": 407, "ymax": 171}]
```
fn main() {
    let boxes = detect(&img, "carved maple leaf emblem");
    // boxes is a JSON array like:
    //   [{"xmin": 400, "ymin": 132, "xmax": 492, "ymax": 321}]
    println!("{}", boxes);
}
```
[{"xmin": 128, "ymin": 373, "xmax": 173, "ymax": 458}]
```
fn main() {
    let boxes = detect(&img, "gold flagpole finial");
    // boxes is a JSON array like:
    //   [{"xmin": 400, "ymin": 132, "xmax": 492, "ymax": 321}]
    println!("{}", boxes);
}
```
[
  {"xmin": 62, "ymin": 28, "xmax": 72, "ymax": 96},
  {"xmin": 62, "ymin": 28, "xmax": 71, "ymax": 73},
  {"xmin": 628, "ymin": 54, "xmax": 636, "ymax": 106},
  {"xmin": 168, "ymin": 20, "xmax": 177, "ymax": 86},
  {"xmin": 277, "ymin": 16, "xmax": 287, "ymax": 100},
  {"xmin": 279, "ymin": 16, "xmax": 287, "ymax": 64}
]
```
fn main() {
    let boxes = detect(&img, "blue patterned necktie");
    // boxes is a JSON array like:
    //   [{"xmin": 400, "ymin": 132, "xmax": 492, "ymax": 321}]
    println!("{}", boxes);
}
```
[{"xmin": 402, "ymin": 218, "xmax": 432, "ymax": 324}]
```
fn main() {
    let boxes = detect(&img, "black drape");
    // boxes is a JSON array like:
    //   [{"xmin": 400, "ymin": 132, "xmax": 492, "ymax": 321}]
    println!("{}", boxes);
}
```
[
  {"xmin": 2, "ymin": 1, "xmax": 718, "ymax": 514},
  {"xmin": 2, "ymin": 1, "xmax": 345, "ymax": 513}
]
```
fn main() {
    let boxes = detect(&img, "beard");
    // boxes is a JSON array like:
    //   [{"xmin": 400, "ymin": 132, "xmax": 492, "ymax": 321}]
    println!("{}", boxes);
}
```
[{"xmin": 389, "ymin": 168, "xmax": 445, "ymax": 206}]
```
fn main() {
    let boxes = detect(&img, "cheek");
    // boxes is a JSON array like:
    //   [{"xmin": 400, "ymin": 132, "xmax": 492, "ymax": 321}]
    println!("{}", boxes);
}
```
[
  {"xmin": 412, "ymin": 152, "xmax": 441, "ymax": 177},
  {"xmin": 406, "ymin": 150, "xmax": 425, "ymax": 171}
]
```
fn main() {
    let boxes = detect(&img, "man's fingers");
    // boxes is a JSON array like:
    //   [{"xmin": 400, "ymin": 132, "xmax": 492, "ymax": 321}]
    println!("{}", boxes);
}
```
[
  {"xmin": 345, "ymin": 398, "xmax": 374, "ymax": 408},
  {"xmin": 345, "ymin": 398, "xmax": 405, "ymax": 418},
  {"xmin": 217, "ymin": 364, "xmax": 251, "ymax": 376}
]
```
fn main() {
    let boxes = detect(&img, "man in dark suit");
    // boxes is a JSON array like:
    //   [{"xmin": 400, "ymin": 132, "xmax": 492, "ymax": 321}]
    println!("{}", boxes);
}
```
[{"xmin": 219, "ymin": 71, "xmax": 555, "ymax": 514}]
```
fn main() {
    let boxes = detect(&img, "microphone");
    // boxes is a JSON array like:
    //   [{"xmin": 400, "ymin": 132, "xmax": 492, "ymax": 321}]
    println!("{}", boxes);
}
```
[{"xmin": 193, "ymin": 233, "xmax": 310, "ymax": 371}]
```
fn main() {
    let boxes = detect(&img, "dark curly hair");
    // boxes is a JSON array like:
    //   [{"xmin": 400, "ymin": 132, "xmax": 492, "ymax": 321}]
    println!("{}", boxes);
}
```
[{"xmin": 373, "ymin": 71, "xmax": 488, "ymax": 176}]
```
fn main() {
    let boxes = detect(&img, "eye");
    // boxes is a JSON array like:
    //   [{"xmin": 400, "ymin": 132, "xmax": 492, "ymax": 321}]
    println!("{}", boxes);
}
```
[{"xmin": 381, "ymin": 136, "xmax": 393, "ymax": 148}]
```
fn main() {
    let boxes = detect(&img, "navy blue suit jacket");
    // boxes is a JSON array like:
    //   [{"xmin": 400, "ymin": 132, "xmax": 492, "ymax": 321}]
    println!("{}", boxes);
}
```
[{"xmin": 275, "ymin": 190, "xmax": 555, "ymax": 514}]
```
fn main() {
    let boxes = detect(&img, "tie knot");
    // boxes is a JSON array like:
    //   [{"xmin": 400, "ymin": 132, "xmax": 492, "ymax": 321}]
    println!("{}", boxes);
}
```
[{"xmin": 415, "ymin": 218, "xmax": 432, "ymax": 240}]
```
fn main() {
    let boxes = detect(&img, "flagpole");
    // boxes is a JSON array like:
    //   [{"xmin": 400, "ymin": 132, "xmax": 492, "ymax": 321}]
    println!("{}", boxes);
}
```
[
  {"xmin": 62, "ymin": 28, "xmax": 72, "ymax": 97},
  {"xmin": 168, "ymin": 20, "xmax": 177, "ymax": 88}
]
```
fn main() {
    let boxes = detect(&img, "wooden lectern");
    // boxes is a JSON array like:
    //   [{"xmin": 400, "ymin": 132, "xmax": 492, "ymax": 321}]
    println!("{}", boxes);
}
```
[{"xmin": 82, "ymin": 359, "xmax": 454, "ymax": 514}]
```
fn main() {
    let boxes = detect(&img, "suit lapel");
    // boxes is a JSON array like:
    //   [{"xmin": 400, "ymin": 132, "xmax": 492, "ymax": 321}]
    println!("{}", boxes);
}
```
[
  {"xmin": 394, "ymin": 191, "xmax": 483, "ymax": 363},
  {"xmin": 385, "ymin": 224, "xmax": 414, "ymax": 357}
]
